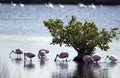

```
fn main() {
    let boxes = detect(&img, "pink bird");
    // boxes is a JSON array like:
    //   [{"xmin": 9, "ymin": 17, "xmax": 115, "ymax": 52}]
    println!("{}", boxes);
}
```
[
  {"xmin": 24, "ymin": 52, "xmax": 35, "ymax": 62},
  {"xmin": 92, "ymin": 55, "xmax": 101, "ymax": 63},
  {"xmin": 54, "ymin": 52, "xmax": 69, "ymax": 62},
  {"xmin": 9, "ymin": 49, "xmax": 23, "ymax": 58},
  {"xmin": 38, "ymin": 49, "xmax": 49, "ymax": 58},
  {"xmin": 83, "ymin": 55, "xmax": 94, "ymax": 64}
]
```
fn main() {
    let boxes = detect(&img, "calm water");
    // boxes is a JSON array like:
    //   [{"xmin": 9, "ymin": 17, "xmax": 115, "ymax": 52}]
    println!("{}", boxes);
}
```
[{"xmin": 0, "ymin": 4, "xmax": 120, "ymax": 78}]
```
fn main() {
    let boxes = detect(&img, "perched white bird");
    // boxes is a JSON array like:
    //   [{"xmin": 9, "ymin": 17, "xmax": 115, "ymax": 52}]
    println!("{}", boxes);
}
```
[
  {"xmin": 78, "ymin": 3, "xmax": 87, "ymax": 8},
  {"xmin": 11, "ymin": 1, "xmax": 16, "ymax": 7},
  {"xmin": 59, "ymin": 4, "xmax": 64, "ymax": 8},
  {"xmin": 106, "ymin": 55, "xmax": 117, "ymax": 62},
  {"xmin": 88, "ymin": 4, "xmax": 96, "ymax": 9},
  {"xmin": 20, "ymin": 2, "xmax": 24, "ymax": 7},
  {"xmin": 45, "ymin": 2, "xmax": 54, "ymax": 8}
]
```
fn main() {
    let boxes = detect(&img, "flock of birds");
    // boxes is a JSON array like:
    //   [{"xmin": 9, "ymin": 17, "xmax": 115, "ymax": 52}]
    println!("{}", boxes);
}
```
[
  {"xmin": 9, "ymin": 48, "xmax": 69, "ymax": 62},
  {"xmin": 44, "ymin": 2, "xmax": 103, "ymax": 9},
  {"xmin": 9, "ymin": 48, "xmax": 118, "ymax": 65},
  {"xmin": 0, "ymin": 2, "xmax": 103, "ymax": 9}
]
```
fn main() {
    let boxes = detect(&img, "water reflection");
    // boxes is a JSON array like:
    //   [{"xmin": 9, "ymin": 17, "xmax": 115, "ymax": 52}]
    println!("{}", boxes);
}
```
[
  {"xmin": 73, "ymin": 63, "xmax": 94, "ymax": 78},
  {"xmin": 9, "ymin": 56, "xmax": 23, "ymax": 64},
  {"xmin": 55, "ymin": 61, "xmax": 68, "ymax": 70},
  {"xmin": 24, "ymin": 60, "xmax": 35, "ymax": 70},
  {"xmin": 52, "ymin": 61, "xmax": 73, "ymax": 78},
  {"xmin": 39, "ymin": 57, "xmax": 49, "ymax": 68},
  {"xmin": 109, "ymin": 61, "xmax": 117, "ymax": 67},
  {"xmin": 39, "ymin": 57, "xmax": 46, "ymax": 67}
]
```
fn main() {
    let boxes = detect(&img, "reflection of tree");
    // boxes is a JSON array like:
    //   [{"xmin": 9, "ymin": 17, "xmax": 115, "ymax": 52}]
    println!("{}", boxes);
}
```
[
  {"xmin": 72, "ymin": 63, "xmax": 94, "ymax": 78},
  {"xmin": 52, "ymin": 61, "xmax": 116, "ymax": 78},
  {"xmin": 93, "ymin": 62, "xmax": 117, "ymax": 78},
  {"xmin": 52, "ymin": 61, "xmax": 73, "ymax": 78}
]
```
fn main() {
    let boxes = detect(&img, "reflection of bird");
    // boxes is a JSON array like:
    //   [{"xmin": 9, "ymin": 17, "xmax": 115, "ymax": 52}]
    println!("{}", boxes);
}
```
[
  {"xmin": 83, "ymin": 55, "xmax": 94, "ymax": 64},
  {"xmin": 92, "ymin": 55, "xmax": 101, "ymax": 63},
  {"xmin": 38, "ymin": 49, "xmax": 49, "ymax": 58},
  {"xmin": 54, "ymin": 52, "xmax": 69, "ymax": 62},
  {"xmin": 24, "ymin": 60, "xmax": 35, "ymax": 69},
  {"xmin": 9, "ymin": 49, "xmax": 23, "ymax": 58},
  {"xmin": 106, "ymin": 55, "xmax": 117, "ymax": 62},
  {"xmin": 24, "ymin": 52, "xmax": 35, "ymax": 62}
]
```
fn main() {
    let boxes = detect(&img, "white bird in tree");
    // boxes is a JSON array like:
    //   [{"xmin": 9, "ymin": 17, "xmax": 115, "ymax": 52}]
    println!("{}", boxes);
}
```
[
  {"xmin": 54, "ymin": 52, "xmax": 69, "ymax": 62},
  {"xmin": 105, "ymin": 55, "xmax": 117, "ymax": 62}
]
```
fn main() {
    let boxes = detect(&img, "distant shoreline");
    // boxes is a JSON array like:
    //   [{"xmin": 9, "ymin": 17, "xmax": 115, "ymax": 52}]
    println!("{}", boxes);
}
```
[{"xmin": 0, "ymin": 0, "xmax": 120, "ymax": 5}]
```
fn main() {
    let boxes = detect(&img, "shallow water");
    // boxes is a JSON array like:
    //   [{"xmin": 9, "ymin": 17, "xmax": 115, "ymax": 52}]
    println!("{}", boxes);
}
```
[
  {"xmin": 0, "ymin": 36, "xmax": 120, "ymax": 78},
  {"xmin": 0, "ymin": 4, "xmax": 120, "ymax": 78}
]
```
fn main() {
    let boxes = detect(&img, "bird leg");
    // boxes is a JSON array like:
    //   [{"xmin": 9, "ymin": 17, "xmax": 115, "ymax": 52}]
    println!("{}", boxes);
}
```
[{"xmin": 54, "ymin": 54, "xmax": 58, "ymax": 61}]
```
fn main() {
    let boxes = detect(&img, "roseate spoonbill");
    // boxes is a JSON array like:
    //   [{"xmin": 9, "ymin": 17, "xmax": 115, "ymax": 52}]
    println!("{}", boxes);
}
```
[
  {"xmin": 105, "ymin": 55, "xmax": 117, "ymax": 62},
  {"xmin": 54, "ymin": 52, "xmax": 69, "ymax": 62},
  {"xmin": 24, "ymin": 52, "xmax": 35, "ymax": 62},
  {"xmin": 9, "ymin": 49, "xmax": 23, "ymax": 58},
  {"xmin": 92, "ymin": 55, "xmax": 101, "ymax": 63},
  {"xmin": 38, "ymin": 49, "xmax": 49, "ymax": 58},
  {"xmin": 83, "ymin": 55, "xmax": 94, "ymax": 64}
]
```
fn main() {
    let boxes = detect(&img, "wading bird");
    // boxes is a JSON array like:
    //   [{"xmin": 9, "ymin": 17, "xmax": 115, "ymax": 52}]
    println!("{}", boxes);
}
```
[
  {"xmin": 38, "ymin": 49, "xmax": 49, "ymax": 58},
  {"xmin": 54, "ymin": 52, "xmax": 69, "ymax": 62},
  {"xmin": 92, "ymin": 55, "xmax": 101, "ymax": 63},
  {"xmin": 105, "ymin": 55, "xmax": 117, "ymax": 62},
  {"xmin": 24, "ymin": 52, "xmax": 35, "ymax": 62},
  {"xmin": 83, "ymin": 55, "xmax": 94, "ymax": 64},
  {"xmin": 9, "ymin": 49, "xmax": 23, "ymax": 58}
]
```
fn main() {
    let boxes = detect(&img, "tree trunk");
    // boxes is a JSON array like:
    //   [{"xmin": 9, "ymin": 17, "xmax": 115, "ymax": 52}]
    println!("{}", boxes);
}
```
[{"xmin": 73, "ymin": 52, "xmax": 85, "ymax": 62}]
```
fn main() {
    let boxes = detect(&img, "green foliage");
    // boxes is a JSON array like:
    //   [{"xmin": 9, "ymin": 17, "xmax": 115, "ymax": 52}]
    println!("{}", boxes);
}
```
[{"xmin": 44, "ymin": 16, "xmax": 119, "ymax": 55}]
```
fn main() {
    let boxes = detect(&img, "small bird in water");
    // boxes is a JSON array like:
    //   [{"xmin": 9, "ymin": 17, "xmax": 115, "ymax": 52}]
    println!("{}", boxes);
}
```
[{"xmin": 105, "ymin": 55, "xmax": 117, "ymax": 62}]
